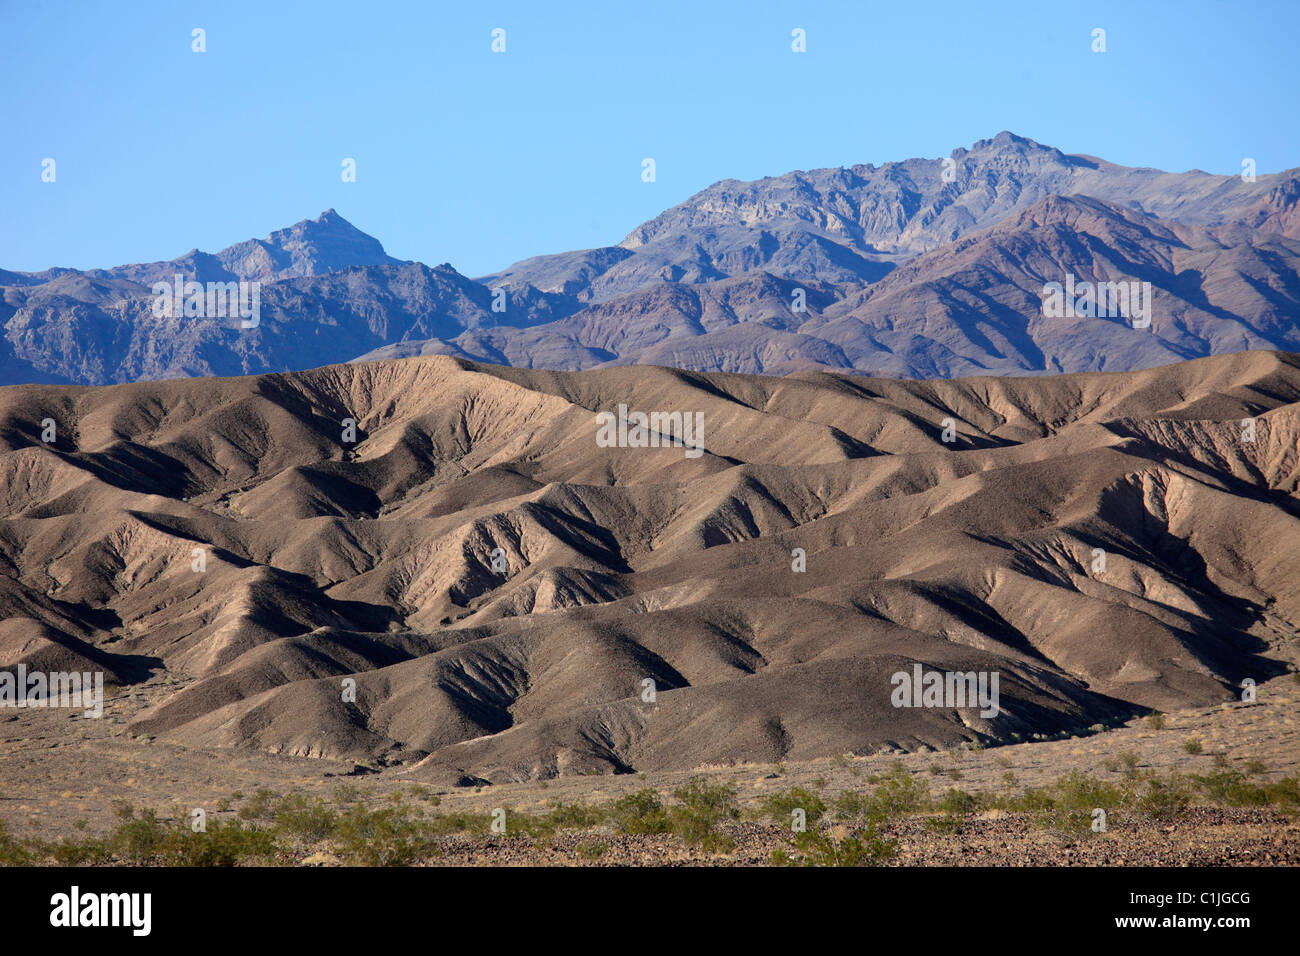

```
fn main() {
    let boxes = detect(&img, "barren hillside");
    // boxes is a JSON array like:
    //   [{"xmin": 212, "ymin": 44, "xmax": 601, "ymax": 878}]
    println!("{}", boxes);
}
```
[{"xmin": 1, "ymin": 351, "xmax": 1297, "ymax": 785}]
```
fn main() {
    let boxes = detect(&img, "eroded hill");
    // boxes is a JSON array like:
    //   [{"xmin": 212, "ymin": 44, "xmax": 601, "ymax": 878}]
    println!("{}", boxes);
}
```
[{"xmin": 1, "ymin": 351, "xmax": 1297, "ymax": 784}]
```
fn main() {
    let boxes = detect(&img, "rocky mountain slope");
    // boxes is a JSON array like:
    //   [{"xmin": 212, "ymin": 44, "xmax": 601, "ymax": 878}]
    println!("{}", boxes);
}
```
[
  {"xmin": 486, "ymin": 131, "xmax": 1300, "ymax": 297},
  {"xmin": 4, "ymin": 134, "xmax": 1298, "ymax": 386},
  {"xmin": 362, "ymin": 195, "xmax": 1300, "ymax": 376}
]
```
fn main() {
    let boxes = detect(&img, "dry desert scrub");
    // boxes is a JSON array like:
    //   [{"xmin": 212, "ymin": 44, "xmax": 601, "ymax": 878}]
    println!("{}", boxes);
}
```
[{"xmin": 1, "ymin": 765, "xmax": 1295, "ymax": 867}]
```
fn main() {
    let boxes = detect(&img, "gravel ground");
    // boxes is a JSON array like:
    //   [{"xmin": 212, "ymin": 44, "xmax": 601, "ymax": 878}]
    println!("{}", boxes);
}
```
[
  {"xmin": 275, "ymin": 807, "xmax": 1297, "ymax": 867},
  {"xmin": 4, "ymin": 675, "xmax": 1298, "ymax": 866}
]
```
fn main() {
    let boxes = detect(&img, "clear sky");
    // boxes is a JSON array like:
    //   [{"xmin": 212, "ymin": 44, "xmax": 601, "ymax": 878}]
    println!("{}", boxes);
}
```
[{"xmin": 2, "ymin": 0, "xmax": 1297, "ymax": 277}]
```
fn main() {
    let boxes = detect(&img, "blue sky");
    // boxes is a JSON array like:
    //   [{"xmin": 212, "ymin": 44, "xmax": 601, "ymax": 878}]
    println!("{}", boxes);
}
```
[{"xmin": 2, "ymin": 0, "xmax": 1297, "ymax": 277}]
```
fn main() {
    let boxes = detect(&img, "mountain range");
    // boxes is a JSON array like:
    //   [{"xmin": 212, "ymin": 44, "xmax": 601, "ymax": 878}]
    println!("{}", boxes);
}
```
[{"xmin": 3, "ymin": 131, "xmax": 1299, "ymax": 386}]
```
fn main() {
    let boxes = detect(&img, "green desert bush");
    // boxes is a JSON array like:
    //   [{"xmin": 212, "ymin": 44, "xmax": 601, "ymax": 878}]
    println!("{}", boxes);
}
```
[
  {"xmin": 1138, "ymin": 773, "xmax": 1192, "ymax": 821},
  {"xmin": 608, "ymin": 789, "xmax": 672, "ymax": 835},
  {"xmin": 836, "ymin": 765, "xmax": 932, "ymax": 822},
  {"xmin": 868, "ymin": 765, "xmax": 930, "ymax": 818},
  {"xmin": 1051, "ymin": 769, "xmax": 1125, "ymax": 811},
  {"xmin": 1037, "ymin": 808, "xmax": 1099, "ymax": 845},
  {"xmin": 274, "ymin": 794, "xmax": 337, "ymax": 843},
  {"xmin": 109, "ymin": 807, "xmax": 168, "ymax": 863},
  {"xmin": 332, "ymin": 783, "xmax": 361, "ymax": 805},
  {"xmin": 46, "ymin": 838, "xmax": 111, "ymax": 866},
  {"xmin": 425, "ymin": 810, "xmax": 491, "ymax": 837},
  {"xmin": 162, "ymin": 820, "xmax": 277, "ymax": 867},
  {"xmin": 237, "ymin": 789, "xmax": 282, "ymax": 822},
  {"xmin": 540, "ymin": 801, "xmax": 604, "ymax": 832},
  {"xmin": 93, "ymin": 806, "xmax": 279, "ymax": 865},
  {"xmin": 924, "ymin": 814, "xmax": 966, "ymax": 835},
  {"xmin": 510, "ymin": 802, "xmax": 604, "ymax": 838},
  {"xmin": 332, "ymin": 803, "xmax": 432, "ymax": 866},
  {"xmin": 771, "ymin": 822, "xmax": 896, "ymax": 867},
  {"xmin": 669, "ymin": 778, "xmax": 739, "ymax": 852},
  {"xmin": 935, "ymin": 787, "xmax": 981, "ymax": 815},
  {"xmin": 760, "ymin": 787, "xmax": 827, "ymax": 828},
  {"xmin": 0, "ymin": 819, "xmax": 31, "ymax": 866},
  {"xmin": 1189, "ymin": 770, "xmax": 1300, "ymax": 809}
]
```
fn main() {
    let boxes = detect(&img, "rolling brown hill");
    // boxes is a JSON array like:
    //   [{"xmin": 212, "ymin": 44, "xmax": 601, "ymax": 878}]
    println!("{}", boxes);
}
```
[{"xmin": 1, "ymin": 351, "xmax": 1297, "ymax": 785}]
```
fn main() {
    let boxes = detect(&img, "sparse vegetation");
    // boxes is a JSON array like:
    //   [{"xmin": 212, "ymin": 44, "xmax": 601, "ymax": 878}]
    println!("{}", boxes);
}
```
[
  {"xmin": 332, "ymin": 803, "xmax": 433, "ymax": 866},
  {"xmin": 771, "ymin": 822, "xmax": 896, "ymax": 867},
  {"xmin": 608, "ymin": 789, "xmax": 672, "ymax": 836},
  {"xmin": 760, "ymin": 787, "xmax": 827, "ymax": 828},
  {"xmin": 513, "ymin": 802, "xmax": 604, "ymax": 839},
  {"xmin": 4, "ymin": 754, "xmax": 1299, "ymax": 867},
  {"xmin": 332, "ymin": 783, "xmax": 361, "ymax": 805},
  {"xmin": 0, "ymin": 820, "xmax": 31, "ymax": 866},
  {"xmin": 1105, "ymin": 750, "xmax": 1142, "ymax": 776},
  {"xmin": 423, "ymin": 810, "xmax": 491, "ymax": 837},
  {"xmin": 1038, "ymin": 808, "xmax": 1098, "ymax": 845},
  {"xmin": 238, "ymin": 789, "xmax": 282, "ymax": 822},
  {"xmin": 935, "ymin": 788, "xmax": 979, "ymax": 815},
  {"xmin": 40, "ymin": 804, "xmax": 277, "ymax": 866},
  {"xmin": 1051, "ymin": 769, "xmax": 1125, "ymax": 812},
  {"xmin": 1138, "ymin": 773, "xmax": 1191, "ymax": 821},
  {"xmin": 1187, "ymin": 770, "xmax": 1300, "ymax": 810},
  {"xmin": 668, "ymin": 778, "xmax": 740, "ymax": 853},
  {"xmin": 274, "ymin": 794, "xmax": 336, "ymax": 843},
  {"xmin": 924, "ymin": 814, "xmax": 965, "ymax": 835}
]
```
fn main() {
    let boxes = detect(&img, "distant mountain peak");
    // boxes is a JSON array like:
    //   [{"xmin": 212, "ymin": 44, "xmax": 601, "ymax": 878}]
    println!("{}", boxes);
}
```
[
  {"xmin": 953, "ymin": 131, "xmax": 1044, "ymax": 158},
  {"xmin": 984, "ymin": 130, "xmax": 1038, "ymax": 148},
  {"xmin": 207, "ymin": 210, "xmax": 403, "ymax": 283},
  {"xmin": 265, "ymin": 208, "xmax": 371, "ymax": 242},
  {"xmin": 289, "ymin": 207, "xmax": 355, "ymax": 231},
  {"xmin": 68, "ymin": 209, "xmax": 405, "ymax": 287}
]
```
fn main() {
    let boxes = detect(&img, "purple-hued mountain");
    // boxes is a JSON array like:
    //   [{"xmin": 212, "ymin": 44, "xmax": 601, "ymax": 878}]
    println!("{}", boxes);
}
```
[{"xmin": 3, "ymin": 133, "xmax": 1298, "ymax": 386}]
